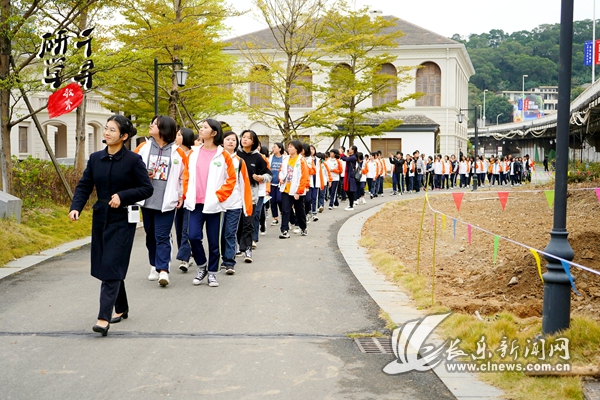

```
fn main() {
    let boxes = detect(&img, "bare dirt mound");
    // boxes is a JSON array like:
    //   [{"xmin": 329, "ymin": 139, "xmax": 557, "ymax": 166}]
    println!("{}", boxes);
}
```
[{"xmin": 362, "ymin": 183, "xmax": 600, "ymax": 319}]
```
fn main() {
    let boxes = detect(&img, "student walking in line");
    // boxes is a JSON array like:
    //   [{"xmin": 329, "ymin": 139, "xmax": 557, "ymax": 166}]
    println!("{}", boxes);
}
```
[
  {"xmin": 135, "ymin": 115, "xmax": 187, "ymax": 288},
  {"xmin": 69, "ymin": 115, "xmax": 154, "ymax": 336},
  {"xmin": 268, "ymin": 143, "xmax": 284, "ymax": 226},
  {"xmin": 184, "ymin": 119, "xmax": 236, "ymax": 288},
  {"xmin": 220, "ymin": 130, "xmax": 252, "ymax": 275},
  {"xmin": 316, "ymin": 152, "xmax": 331, "ymax": 212},
  {"xmin": 341, "ymin": 145, "xmax": 358, "ymax": 211},
  {"xmin": 174, "ymin": 127, "xmax": 194, "ymax": 273},
  {"xmin": 326, "ymin": 149, "xmax": 342, "ymax": 209},
  {"xmin": 278, "ymin": 140, "xmax": 309, "ymax": 238},
  {"xmin": 236, "ymin": 130, "xmax": 272, "ymax": 262}
]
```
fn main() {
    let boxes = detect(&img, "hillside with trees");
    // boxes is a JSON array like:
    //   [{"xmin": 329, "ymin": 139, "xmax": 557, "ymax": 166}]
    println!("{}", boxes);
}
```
[{"xmin": 454, "ymin": 19, "xmax": 597, "ymax": 125}]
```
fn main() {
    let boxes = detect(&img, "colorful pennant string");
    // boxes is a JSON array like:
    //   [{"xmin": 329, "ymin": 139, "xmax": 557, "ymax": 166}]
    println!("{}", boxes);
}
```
[
  {"xmin": 467, "ymin": 224, "xmax": 472, "ymax": 244},
  {"xmin": 560, "ymin": 261, "xmax": 581, "ymax": 296},
  {"xmin": 497, "ymin": 192, "xmax": 509, "ymax": 211},
  {"xmin": 529, "ymin": 248, "xmax": 544, "ymax": 283},
  {"xmin": 493, "ymin": 235, "xmax": 499, "ymax": 264}
]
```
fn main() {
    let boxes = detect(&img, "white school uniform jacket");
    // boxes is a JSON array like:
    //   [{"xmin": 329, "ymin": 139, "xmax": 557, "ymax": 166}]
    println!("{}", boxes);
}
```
[
  {"xmin": 223, "ymin": 153, "xmax": 253, "ymax": 217},
  {"xmin": 182, "ymin": 145, "xmax": 236, "ymax": 214},
  {"xmin": 365, "ymin": 160, "xmax": 378, "ymax": 179},
  {"xmin": 134, "ymin": 139, "xmax": 186, "ymax": 213},
  {"xmin": 433, "ymin": 160, "xmax": 443, "ymax": 175},
  {"xmin": 278, "ymin": 154, "xmax": 309, "ymax": 195},
  {"xmin": 325, "ymin": 158, "xmax": 342, "ymax": 181}
]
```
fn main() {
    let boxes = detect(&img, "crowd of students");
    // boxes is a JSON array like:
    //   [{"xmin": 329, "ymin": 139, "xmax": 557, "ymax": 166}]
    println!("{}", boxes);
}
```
[
  {"xmin": 387, "ymin": 150, "xmax": 536, "ymax": 193},
  {"xmin": 69, "ymin": 114, "xmax": 538, "ymax": 336}
]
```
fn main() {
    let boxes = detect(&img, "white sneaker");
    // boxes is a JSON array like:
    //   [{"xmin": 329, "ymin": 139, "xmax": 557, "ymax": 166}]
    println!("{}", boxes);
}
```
[
  {"xmin": 208, "ymin": 274, "xmax": 219, "ymax": 287},
  {"xmin": 158, "ymin": 271, "xmax": 169, "ymax": 287},
  {"xmin": 293, "ymin": 227, "xmax": 301, "ymax": 234},
  {"xmin": 252, "ymin": 241, "xmax": 257, "ymax": 249},
  {"xmin": 148, "ymin": 267, "xmax": 159, "ymax": 281},
  {"xmin": 344, "ymin": 206, "xmax": 354, "ymax": 211},
  {"xmin": 178, "ymin": 260, "xmax": 189, "ymax": 273}
]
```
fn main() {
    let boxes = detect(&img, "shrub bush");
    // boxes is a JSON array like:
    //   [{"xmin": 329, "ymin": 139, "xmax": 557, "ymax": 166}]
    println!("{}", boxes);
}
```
[
  {"xmin": 11, "ymin": 156, "xmax": 89, "ymax": 207},
  {"xmin": 567, "ymin": 160, "xmax": 600, "ymax": 183}
]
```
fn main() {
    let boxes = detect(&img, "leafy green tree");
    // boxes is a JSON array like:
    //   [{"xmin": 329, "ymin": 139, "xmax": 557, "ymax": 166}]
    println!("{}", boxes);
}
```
[
  {"xmin": 98, "ymin": 0, "xmax": 236, "ymax": 128},
  {"xmin": 232, "ymin": 0, "xmax": 333, "ymax": 142},
  {"xmin": 314, "ymin": 5, "xmax": 421, "ymax": 147},
  {"xmin": 0, "ymin": 0, "xmax": 98, "ymax": 193}
]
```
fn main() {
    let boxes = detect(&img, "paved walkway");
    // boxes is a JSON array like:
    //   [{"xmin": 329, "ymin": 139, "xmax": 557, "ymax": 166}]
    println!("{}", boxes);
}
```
[{"xmin": 0, "ymin": 193, "xmax": 503, "ymax": 399}]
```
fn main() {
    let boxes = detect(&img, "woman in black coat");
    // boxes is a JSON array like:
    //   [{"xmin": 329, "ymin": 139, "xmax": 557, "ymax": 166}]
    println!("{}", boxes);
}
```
[
  {"xmin": 341, "ymin": 145, "xmax": 358, "ymax": 210},
  {"xmin": 69, "ymin": 115, "xmax": 153, "ymax": 336}
]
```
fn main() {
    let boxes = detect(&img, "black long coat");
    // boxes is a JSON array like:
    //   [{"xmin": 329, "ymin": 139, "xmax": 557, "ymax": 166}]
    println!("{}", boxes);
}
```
[
  {"xmin": 341, "ymin": 154, "xmax": 357, "ymax": 193},
  {"xmin": 70, "ymin": 147, "xmax": 154, "ymax": 281}
]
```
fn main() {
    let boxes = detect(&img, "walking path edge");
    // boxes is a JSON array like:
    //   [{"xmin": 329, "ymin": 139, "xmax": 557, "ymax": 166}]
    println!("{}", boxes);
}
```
[{"xmin": 338, "ymin": 202, "xmax": 506, "ymax": 400}]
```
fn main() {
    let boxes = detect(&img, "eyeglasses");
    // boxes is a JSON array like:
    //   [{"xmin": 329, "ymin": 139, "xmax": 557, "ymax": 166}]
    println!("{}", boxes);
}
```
[{"xmin": 103, "ymin": 126, "xmax": 117, "ymax": 133}]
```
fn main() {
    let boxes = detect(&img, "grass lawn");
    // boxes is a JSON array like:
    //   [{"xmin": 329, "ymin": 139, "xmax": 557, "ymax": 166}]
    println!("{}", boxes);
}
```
[{"xmin": 1, "ymin": 204, "xmax": 92, "ymax": 267}]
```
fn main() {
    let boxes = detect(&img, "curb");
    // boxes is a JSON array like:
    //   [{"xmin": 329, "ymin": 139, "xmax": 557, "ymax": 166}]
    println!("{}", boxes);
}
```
[{"xmin": 338, "ymin": 202, "xmax": 505, "ymax": 400}]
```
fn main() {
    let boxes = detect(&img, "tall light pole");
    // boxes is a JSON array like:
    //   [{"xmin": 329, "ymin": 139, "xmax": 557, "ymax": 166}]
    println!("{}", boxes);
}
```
[
  {"xmin": 522, "ymin": 74, "xmax": 528, "ymax": 121},
  {"xmin": 457, "ymin": 107, "xmax": 478, "ymax": 191},
  {"xmin": 154, "ymin": 58, "xmax": 189, "ymax": 116},
  {"xmin": 542, "ymin": 0, "xmax": 575, "ymax": 335},
  {"xmin": 496, "ymin": 113, "xmax": 503, "ymax": 125},
  {"xmin": 483, "ymin": 89, "xmax": 488, "ymax": 127}
]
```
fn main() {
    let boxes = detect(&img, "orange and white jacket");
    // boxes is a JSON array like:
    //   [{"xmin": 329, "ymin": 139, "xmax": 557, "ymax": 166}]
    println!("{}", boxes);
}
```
[
  {"xmin": 321, "ymin": 160, "xmax": 332, "ymax": 189},
  {"xmin": 325, "ymin": 157, "xmax": 343, "ymax": 181},
  {"xmin": 223, "ymin": 153, "xmax": 253, "ymax": 217},
  {"xmin": 258, "ymin": 153, "xmax": 271, "ymax": 197},
  {"xmin": 182, "ymin": 144, "xmax": 236, "ymax": 214},
  {"xmin": 134, "ymin": 139, "xmax": 187, "ymax": 213},
  {"xmin": 364, "ymin": 159, "xmax": 379, "ymax": 179},
  {"xmin": 475, "ymin": 160, "xmax": 485, "ymax": 174},
  {"xmin": 279, "ymin": 155, "xmax": 310, "ymax": 195}
]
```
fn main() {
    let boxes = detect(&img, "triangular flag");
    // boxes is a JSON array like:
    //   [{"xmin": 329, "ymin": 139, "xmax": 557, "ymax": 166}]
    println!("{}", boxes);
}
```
[
  {"xmin": 497, "ymin": 192, "xmax": 509, "ymax": 211},
  {"xmin": 545, "ymin": 190, "xmax": 555, "ymax": 208},
  {"xmin": 467, "ymin": 224, "xmax": 472, "ymax": 244},
  {"xmin": 493, "ymin": 236, "xmax": 499, "ymax": 264},
  {"xmin": 453, "ymin": 218, "xmax": 456, "ymax": 240},
  {"xmin": 560, "ymin": 261, "xmax": 581, "ymax": 296},
  {"xmin": 452, "ymin": 192, "xmax": 464, "ymax": 212},
  {"xmin": 528, "ymin": 248, "xmax": 544, "ymax": 283},
  {"xmin": 441, "ymin": 214, "xmax": 446, "ymax": 234},
  {"xmin": 595, "ymin": 188, "xmax": 600, "ymax": 203}
]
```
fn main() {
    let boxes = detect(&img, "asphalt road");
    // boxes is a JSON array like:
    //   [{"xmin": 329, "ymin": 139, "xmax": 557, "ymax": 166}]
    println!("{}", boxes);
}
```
[{"xmin": 0, "ymin": 196, "xmax": 455, "ymax": 399}]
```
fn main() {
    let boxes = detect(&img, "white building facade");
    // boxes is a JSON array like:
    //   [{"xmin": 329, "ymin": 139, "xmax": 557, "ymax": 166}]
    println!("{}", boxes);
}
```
[
  {"xmin": 11, "ymin": 92, "xmax": 113, "ymax": 163},
  {"xmin": 218, "ymin": 16, "xmax": 475, "ymax": 158}
]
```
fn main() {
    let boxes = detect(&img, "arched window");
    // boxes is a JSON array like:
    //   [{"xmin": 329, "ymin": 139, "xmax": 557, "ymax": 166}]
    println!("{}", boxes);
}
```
[
  {"xmin": 372, "ymin": 63, "xmax": 397, "ymax": 107},
  {"xmin": 330, "ymin": 63, "xmax": 353, "ymax": 106},
  {"xmin": 249, "ymin": 65, "xmax": 271, "ymax": 106},
  {"xmin": 416, "ymin": 62, "xmax": 441, "ymax": 107},
  {"xmin": 291, "ymin": 65, "xmax": 312, "ymax": 108}
]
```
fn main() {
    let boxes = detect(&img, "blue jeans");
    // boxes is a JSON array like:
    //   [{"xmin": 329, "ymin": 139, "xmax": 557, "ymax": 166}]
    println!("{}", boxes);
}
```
[
  {"xmin": 377, "ymin": 176, "xmax": 384, "ymax": 194},
  {"xmin": 188, "ymin": 204, "xmax": 222, "ymax": 274},
  {"xmin": 318, "ymin": 187, "xmax": 325, "ymax": 208},
  {"xmin": 329, "ymin": 181, "xmax": 340, "ymax": 207},
  {"xmin": 174, "ymin": 207, "xmax": 191, "ymax": 262},
  {"xmin": 270, "ymin": 185, "xmax": 282, "ymax": 219},
  {"xmin": 141, "ymin": 208, "xmax": 176, "ymax": 272},
  {"xmin": 252, "ymin": 197, "xmax": 264, "ymax": 242},
  {"xmin": 221, "ymin": 208, "xmax": 241, "ymax": 268},
  {"xmin": 392, "ymin": 173, "xmax": 398, "ymax": 192},
  {"xmin": 309, "ymin": 187, "xmax": 318, "ymax": 214}
]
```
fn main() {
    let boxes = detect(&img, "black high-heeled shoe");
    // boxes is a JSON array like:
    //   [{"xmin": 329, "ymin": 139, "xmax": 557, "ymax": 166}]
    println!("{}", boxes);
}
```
[
  {"xmin": 92, "ymin": 323, "xmax": 110, "ymax": 336},
  {"xmin": 110, "ymin": 310, "xmax": 128, "ymax": 324}
]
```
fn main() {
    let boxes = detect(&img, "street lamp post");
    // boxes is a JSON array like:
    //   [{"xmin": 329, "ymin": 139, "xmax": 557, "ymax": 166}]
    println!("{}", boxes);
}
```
[
  {"xmin": 457, "ymin": 107, "xmax": 478, "ymax": 191},
  {"xmin": 542, "ymin": 0, "xmax": 575, "ymax": 335},
  {"xmin": 483, "ymin": 89, "xmax": 488, "ymax": 127},
  {"xmin": 522, "ymin": 74, "xmax": 528, "ymax": 121},
  {"xmin": 496, "ymin": 113, "xmax": 503, "ymax": 125},
  {"xmin": 154, "ymin": 58, "xmax": 189, "ymax": 116}
]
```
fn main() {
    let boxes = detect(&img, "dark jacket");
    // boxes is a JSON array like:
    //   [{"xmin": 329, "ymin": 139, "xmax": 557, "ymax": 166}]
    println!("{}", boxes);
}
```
[
  {"xmin": 341, "ymin": 154, "xmax": 357, "ymax": 193},
  {"xmin": 236, "ymin": 149, "xmax": 272, "ymax": 186},
  {"xmin": 70, "ymin": 146, "xmax": 154, "ymax": 280}
]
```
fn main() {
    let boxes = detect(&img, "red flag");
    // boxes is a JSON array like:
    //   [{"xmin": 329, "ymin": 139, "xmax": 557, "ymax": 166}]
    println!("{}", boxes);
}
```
[
  {"xmin": 452, "ymin": 192, "xmax": 464, "ymax": 211},
  {"xmin": 498, "ymin": 191, "xmax": 509, "ymax": 211},
  {"xmin": 595, "ymin": 39, "xmax": 600, "ymax": 65},
  {"xmin": 48, "ymin": 83, "xmax": 84, "ymax": 118}
]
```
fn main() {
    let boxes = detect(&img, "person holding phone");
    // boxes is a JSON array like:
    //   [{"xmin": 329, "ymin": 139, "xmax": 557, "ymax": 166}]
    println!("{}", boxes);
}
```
[{"xmin": 69, "ymin": 115, "xmax": 153, "ymax": 336}]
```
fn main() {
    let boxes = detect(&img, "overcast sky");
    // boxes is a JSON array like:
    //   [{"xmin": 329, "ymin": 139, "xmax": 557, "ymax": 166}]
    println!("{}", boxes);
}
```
[{"xmin": 225, "ymin": 0, "xmax": 599, "ymax": 40}]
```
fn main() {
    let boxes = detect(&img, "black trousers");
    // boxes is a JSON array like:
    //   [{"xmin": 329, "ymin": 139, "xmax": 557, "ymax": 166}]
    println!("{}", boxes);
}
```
[
  {"xmin": 281, "ymin": 193, "xmax": 306, "ymax": 232},
  {"xmin": 237, "ymin": 213, "xmax": 254, "ymax": 252},
  {"xmin": 98, "ymin": 280, "xmax": 128, "ymax": 322}
]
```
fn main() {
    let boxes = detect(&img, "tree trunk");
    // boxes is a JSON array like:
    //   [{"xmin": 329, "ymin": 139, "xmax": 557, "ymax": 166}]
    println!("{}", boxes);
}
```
[
  {"xmin": 74, "ymin": 95, "xmax": 87, "ymax": 173},
  {"xmin": 0, "ymin": 0, "xmax": 12, "ymax": 193}
]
